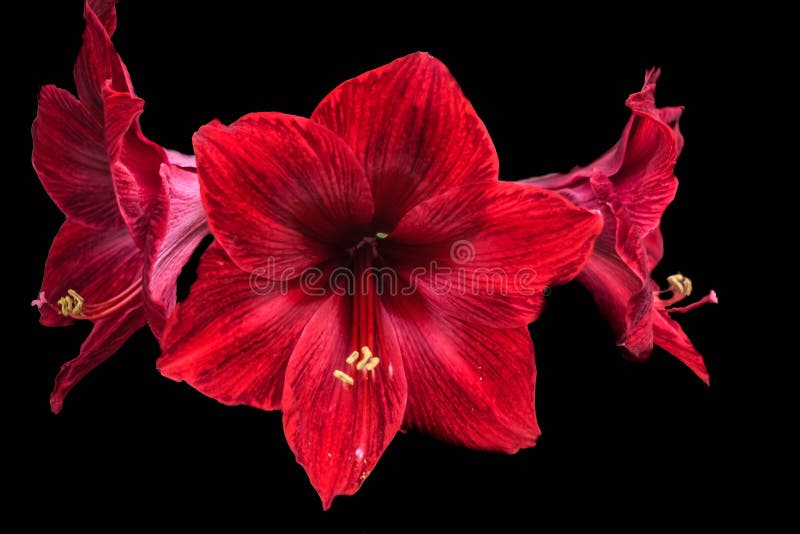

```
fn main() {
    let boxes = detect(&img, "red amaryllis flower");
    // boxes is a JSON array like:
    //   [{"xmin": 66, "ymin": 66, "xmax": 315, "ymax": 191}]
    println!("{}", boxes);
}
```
[
  {"xmin": 158, "ymin": 52, "xmax": 602, "ymax": 507},
  {"xmin": 31, "ymin": 1, "xmax": 208, "ymax": 412},
  {"xmin": 522, "ymin": 69, "xmax": 716, "ymax": 383}
]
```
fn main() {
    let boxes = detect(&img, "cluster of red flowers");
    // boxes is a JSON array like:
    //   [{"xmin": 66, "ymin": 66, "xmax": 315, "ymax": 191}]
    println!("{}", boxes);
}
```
[{"xmin": 32, "ymin": 1, "xmax": 716, "ymax": 508}]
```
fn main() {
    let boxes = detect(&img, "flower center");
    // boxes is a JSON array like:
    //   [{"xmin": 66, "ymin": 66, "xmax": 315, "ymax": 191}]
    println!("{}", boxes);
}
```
[
  {"xmin": 332, "ymin": 233, "xmax": 388, "ymax": 387},
  {"xmin": 51, "ymin": 278, "xmax": 143, "ymax": 321}
]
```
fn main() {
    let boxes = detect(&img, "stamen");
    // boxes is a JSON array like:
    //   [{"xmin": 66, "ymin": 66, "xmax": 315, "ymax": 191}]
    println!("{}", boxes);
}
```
[
  {"xmin": 356, "ymin": 346, "xmax": 373, "ymax": 370},
  {"xmin": 67, "ymin": 289, "xmax": 84, "ymax": 315},
  {"xmin": 656, "ymin": 274, "xmax": 717, "ymax": 314},
  {"xmin": 333, "ymin": 370, "xmax": 354, "ymax": 386},
  {"xmin": 346, "ymin": 351, "xmax": 360, "ymax": 365},
  {"xmin": 52, "ymin": 278, "xmax": 143, "ymax": 320},
  {"xmin": 667, "ymin": 273, "xmax": 692, "ymax": 297},
  {"xmin": 375, "ymin": 232, "xmax": 389, "ymax": 239},
  {"xmin": 365, "ymin": 357, "xmax": 380, "ymax": 371}
]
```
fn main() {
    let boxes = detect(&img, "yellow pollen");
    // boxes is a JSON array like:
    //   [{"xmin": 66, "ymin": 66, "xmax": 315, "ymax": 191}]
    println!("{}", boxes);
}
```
[
  {"xmin": 365, "ymin": 357, "xmax": 380, "ymax": 371},
  {"xmin": 666, "ymin": 273, "xmax": 693, "ymax": 298},
  {"xmin": 333, "ymin": 370, "xmax": 354, "ymax": 386},
  {"xmin": 356, "ymin": 346, "xmax": 373, "ymax": 370},
  {"xmin": 346, "ymin": 351, "xmax": 360, "ymax": 365},
  {"xmin": 57, "ymin": 289, "xmax": 85, "ymax": 317}
]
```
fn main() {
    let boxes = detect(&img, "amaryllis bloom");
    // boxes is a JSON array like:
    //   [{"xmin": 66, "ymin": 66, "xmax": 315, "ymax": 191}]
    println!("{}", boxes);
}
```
[
  {"xmin": 522, "ymin": 69, "xmax": 716, "ymax": 383},
  {"xmin": 158, "ymin": 52, "xmax": 602, "ymax": 507},
  {"xmin": 31, "ymin": 1, "xmax": 208, "ymax": 412}
]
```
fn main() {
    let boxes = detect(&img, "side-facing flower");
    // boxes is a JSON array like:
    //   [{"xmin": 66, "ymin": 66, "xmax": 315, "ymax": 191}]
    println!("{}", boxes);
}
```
[
  {"xmin": 521, "ymin": 69, "xmax": 716, "ymax": 383},
  {"xmin": 158, "ymin": 52, "xmax": 602, "ymax": 507},
  {"xmin": 31, "ymin": 1, "xmax": 207, "ymax": 412}
]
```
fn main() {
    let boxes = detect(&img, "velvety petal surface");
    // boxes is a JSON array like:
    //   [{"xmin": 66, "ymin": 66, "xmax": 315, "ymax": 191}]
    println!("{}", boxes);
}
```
[
  {"xmin": 104, "ymin": 85, "xmax": 169, "ymax": 248},
  {"xmin": 36, "ymin": 220, "xmax": 142, "ymax": 327},
  {"xmin": 282, "ymin": 294, "xmax": 407, "ymax": 509},
  {"xmin": 32, "ymin": 85, "xmax": 122, "ymax": 229},
  {"xmin": 652, "ymin": 310, "xmax": 710, "ymax": 384},
  {"xmin": 88, "ymin": 0, "xmax": 118, "ymax": 35},
  {"xmin": 158, "ymin": 244, "xmax": 323, "ymax": 410},
  {"xmin": 312, "ymin": 52, "xmax": 499, "ymax": 229},
  {"xmin": 382, "ymin": 292, "xmax": 539, "ymax": 452},
  {"xmin": 74, "ymin": 2, "xmax": 132, "ymax": 121},
  {"xmin": 386, "ymin": 181, "xmax": 601, "ymax": 327},
  {"xmin": 143, "ymin": 164, "xmax": 209, "ymax": 339},
  {"xmin": 193, "ymin": 113, "xmax": 374, "ymax": 277},
  {"xmin": 51, "ymin": 305, "xmax": 146, "ymax": 414}
]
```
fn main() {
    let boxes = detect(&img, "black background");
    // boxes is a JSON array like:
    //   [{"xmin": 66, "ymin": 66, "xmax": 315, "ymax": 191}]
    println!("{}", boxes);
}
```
[{"xmin": 12, "ymin": 1, "xmax": 748, "ymax": 529}]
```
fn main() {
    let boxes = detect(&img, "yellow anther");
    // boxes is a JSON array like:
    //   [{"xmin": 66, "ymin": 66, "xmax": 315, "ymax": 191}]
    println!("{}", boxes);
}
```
[
  {"xmin": 333, "ymin": 370, "xmax": 354, "ymax": 386},
  {"xmin": 346, "ymin": 351, "xmax": 360, "ymax": 365},
  {"xmin": 376, "ymin": 232, "xmax": 389, "ymax": 239},
  {"xmin": 666, "ymin": 274, "xmax": 692, "ymax": 298},
  {"xmin": 67, "ymin": 289, "xmax": 84, "ymax": 315},
  {"xmin": 57, "ymin": 289, "xmax": 85, "ymax": 317},
  {"xmin": 356, "ymin": 346, "xmax": 373, "ymax": 370},
  {"xmin": 365, "ymin": 357, "xmax": 380, "ymax": 371}
]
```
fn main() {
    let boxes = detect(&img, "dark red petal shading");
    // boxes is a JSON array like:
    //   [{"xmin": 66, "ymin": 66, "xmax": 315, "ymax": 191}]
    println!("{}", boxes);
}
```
[
  {"xmin": 51, "ymin": 305, "xmax": 146, "ymax": 414},
  {"xmin": 312, "ymin": 52, "xmax": 499, "ymax": 229},
  {"xmin": 88, "ymin": 0, "xmax": 118, "ymax": 35},
  {"xmin": 282, "ymin": 294, "xmax": 407, "ymax": 509},
  {"xmin": 577, "ymin": 215, "xmax": 655, "ymax": 360},
  {"xmin": 193, "ymin": 113, "xmax": 373, "ymax": 277},
  {"xmin": 382, "ymin": 293, "xmax": 539, "ymax": 452},
  {"xmin": 104, "ymin": 85, "xmax": 168, "ymax": 249},
  {"xmin": 652, "ymin": 310, "xmax": 710, "ymax": 385},
  {"xmin": 37, "ymin": 220, "xmax": 142, "ymax": 327},
  {"xmin": 32, "ymin": 85, "xmax": 123, "ymax": 229},
  {"xmin": 143, "ymin": 164, "xmax": 209, "ymax": 339},
  {"xmin": 74, "ymin": 3, "xmax": 132, "ymax": 121},
  {"xmin": 158, "ymin": 244, "xmax": 323, "ymax": 410},
  {"xmin": 387, "ymin": 181, "xmax": 602, "ymax": 328}
]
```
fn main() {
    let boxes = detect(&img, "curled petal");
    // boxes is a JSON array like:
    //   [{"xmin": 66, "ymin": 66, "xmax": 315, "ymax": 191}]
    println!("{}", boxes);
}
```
[{"xmin": 143, "ymin": 164, "xmax": 208, "ymax": 338}]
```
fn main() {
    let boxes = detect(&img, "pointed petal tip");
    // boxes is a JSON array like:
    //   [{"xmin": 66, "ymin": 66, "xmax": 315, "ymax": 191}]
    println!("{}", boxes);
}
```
[{"xmin": 49, "ymin": 392, "xmax": 64, "ymax": 415}]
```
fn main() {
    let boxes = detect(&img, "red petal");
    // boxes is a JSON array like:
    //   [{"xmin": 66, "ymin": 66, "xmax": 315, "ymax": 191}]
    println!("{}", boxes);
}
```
[
  {"xmin": 158, "ymin": 244, "xmax": 323, "ymax": 410},
  {"xmin": 51, "ymin": 305, "xmax": 146, "ymax": 414},
  {"xmin": 387, "ymin": 181, "xmax": 601, "ymax": 327},
  {"xmin": 36, "ymin": 220, "xmax": 143, "ymax": 327},
  {"xmin": 652, "ymin": 310, "xmax": 710, "ymax": 385},
  {"xmin": 282, "ymin": 294, "xmax": 407, "ymax": 509},
  {"xmin": 143, "ymin": 164, "xmax": 209, "ymax": 339},
  {"xmin": 74, "ymin": 2, "xmax": 132, "ymax": 121},
  {"xmin": 578, "ymin": 215, "xmax": 655, "ymax": 360},
  {"xmin": 103, "ymin": 86, "xmax": 169, "ymax": 249},
  {"xmin": 88, "ymin": 0, "xmax": 118, "ymax": 35},
  {"xmin": 522, "ymin": 69, "xmax": 682, "ymax": 285},
  {"xmin": 312, "ymin": 52, "xmax": 498, "ymax": 229},
  {"xmin": 382, "ymin": 293, "xmax": 539, "ymax": 452},
  {"xmin": 193, "ymin": 113, "xmax": 373, "ymax": 277},
  {"xmin": 32, "ymin": 85, "xmax": 123, "ymax": 229}
]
